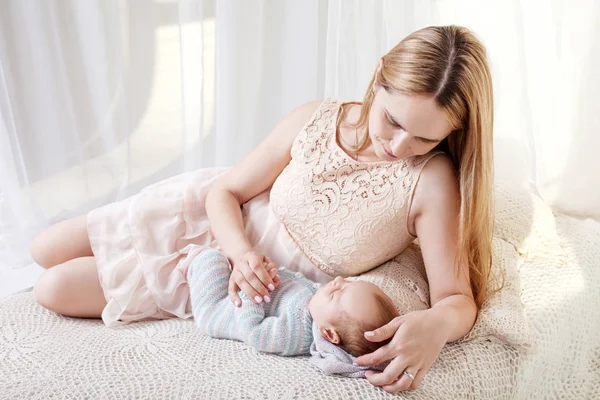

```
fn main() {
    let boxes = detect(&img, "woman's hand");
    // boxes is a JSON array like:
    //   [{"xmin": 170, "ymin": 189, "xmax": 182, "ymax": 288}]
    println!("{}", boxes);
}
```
[
  {"xmin": 354, "ymin": 309, "xmax": 448, "ymax": 393},
  {"xmin": 228, "ymin": 250, "xmax": 281, "ymax": 307}
]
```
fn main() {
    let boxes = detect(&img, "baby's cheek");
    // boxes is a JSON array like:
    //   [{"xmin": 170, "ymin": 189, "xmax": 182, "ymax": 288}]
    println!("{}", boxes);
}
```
[
  {"xmin": 308, "ymin": 295, "xmax": 326, "ymax": 321},
  {"xmin": 308, "ymin": 296, "xmax": 316, "ymax": 314}
]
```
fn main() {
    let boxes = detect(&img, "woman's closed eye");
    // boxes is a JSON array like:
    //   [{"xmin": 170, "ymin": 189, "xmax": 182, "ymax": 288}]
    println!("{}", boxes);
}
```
[
  {"xmin": 416, "ymin": 136, "xmax": 439, "ymax": 144},
  {"xmin": 385, "ymin": 110, "xmax": 441, "ymax": 145},
  {"xmin": 386, "ymin": 115, "xmax": 404, "ymax": 131}
]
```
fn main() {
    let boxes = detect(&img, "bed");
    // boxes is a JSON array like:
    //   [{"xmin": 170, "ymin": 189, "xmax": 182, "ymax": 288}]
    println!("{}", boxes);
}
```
[{"xmin": 1, "ymin": 185, "xmax": 599, "ymax": 399}]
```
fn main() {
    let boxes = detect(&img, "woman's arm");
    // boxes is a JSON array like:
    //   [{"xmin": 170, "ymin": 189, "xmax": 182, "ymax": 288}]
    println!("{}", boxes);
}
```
[
  {"xmin": 205, "ymin": 100, "xmax": 322, "ymax": 305},
  {"xmin": 411, "ymin": 154, "xmax": 478, "ymax": 341},
  {"xmin": 354, "ymin": 154, "xmax": 478, "ymax": 393}
]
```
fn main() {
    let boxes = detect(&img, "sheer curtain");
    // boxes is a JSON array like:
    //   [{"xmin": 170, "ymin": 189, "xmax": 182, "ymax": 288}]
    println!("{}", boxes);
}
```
[
  {"xmin": 2, "ymin": 0, "xmax": 599, "ymax": 295},
  {"xmin": 325, "ymin": 0, "xmax": 600, "ymax": 219},
  {"xmin": 0, "ymin": 0, "xmax": 327, "ymax": 295}
]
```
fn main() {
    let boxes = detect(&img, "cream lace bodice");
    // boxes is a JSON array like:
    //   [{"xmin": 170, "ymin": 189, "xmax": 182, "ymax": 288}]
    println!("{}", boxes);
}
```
[{"xmin": 270, "ymin": 98, "xmax": 441, "ymax": 276}]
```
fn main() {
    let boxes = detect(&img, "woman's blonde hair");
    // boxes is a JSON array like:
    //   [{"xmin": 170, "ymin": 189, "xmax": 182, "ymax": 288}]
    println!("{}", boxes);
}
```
[{"xmin": 354, "ymin": 26, "xmax": 498, "ymax": 308}]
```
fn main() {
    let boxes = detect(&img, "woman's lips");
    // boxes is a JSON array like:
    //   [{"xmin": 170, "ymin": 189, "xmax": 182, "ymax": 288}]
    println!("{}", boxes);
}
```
[
  {"xmin": 377, "ymin": 136, "xmax": 398, "ymax": 159},
  {"xmin": 383, "ymin": 146, "xmax": 397, "ymax": 159}
]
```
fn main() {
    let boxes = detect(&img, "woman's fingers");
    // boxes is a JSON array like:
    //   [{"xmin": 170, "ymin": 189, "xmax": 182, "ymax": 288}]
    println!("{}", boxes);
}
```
[
  {"xmin": 264, "ymin": 256, "xmax": 277, "ymax": 270},
  {"xmin": 235, "ymin": 271, "xmax": 266, "ymax": 304},
  {"xmin": 228, "ymin": 251, "xmax": 280, "ymax": 305},
  {"xmin": 245, "ymin": 253, "xmax": 276, "ymax": 294},
  {"xmin": 269, "ymin": 269, "xmax": 282, "ymax": 288},
  {"xmin": 365, "ymin": 357, "xmax": 418, "ymax": 391},
  {"xmin": 408, "ymin": 367, "xmax": 426, "ymax": 391},
  {"xmin": 381, "ymin": 367, "xmax": 420, "ymax": 393},
  {"xmin": 354, "ymin": 317, "xmax": 405, "ymax": 367},
  {"xmin": 264, "ymin": 256, "xmax": 281, "ymax": 288},
  {"xmin": 240, "ymin": 266, "xmax": 271, "ymax": 302},
  {"xmin": 227, "ymin": 274, "xmax": 242, "ymax": 307},
  {"xmin": 354, "ymin": 342, "xmax": 394, "ymax": 367},
  {"xmin": 364, "ymin": 357, "xmax": 405, "ymax": 386},
  {"xmin": 364, "ymin": 316, "xmax": 405, "ymax": 342},
  {"xmin": 228, "ymin": 268, "xmax": 264, "ymax": 306}
]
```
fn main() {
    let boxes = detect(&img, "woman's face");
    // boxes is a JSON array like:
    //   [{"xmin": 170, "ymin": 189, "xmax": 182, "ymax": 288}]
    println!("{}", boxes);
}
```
[{"xmin": 368, "ymin": 88, "xmax": 453, "ymax": 160}]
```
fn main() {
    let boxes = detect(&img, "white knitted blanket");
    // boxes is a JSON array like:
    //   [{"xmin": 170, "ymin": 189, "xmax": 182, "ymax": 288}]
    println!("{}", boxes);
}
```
[{"xmin": 1, "ymin": 186, "xmax": 599, "ymax": 399}]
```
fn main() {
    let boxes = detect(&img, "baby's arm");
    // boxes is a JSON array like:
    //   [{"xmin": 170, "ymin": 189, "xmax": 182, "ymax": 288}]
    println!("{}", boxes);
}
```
[
  {"xmin": 187, "ymin": 249, "xmax": 310, "ymax": 356},
  {"xmin": 236, "ymin": 304, "xmax": 308, "ymax": 356},
  {"xmin": 187, "ymin": 249, "xmax": 234, "ymax": 338},
  {"xmin": 239, "ymin": 271, "xmax": 315, "ymax": 356}
]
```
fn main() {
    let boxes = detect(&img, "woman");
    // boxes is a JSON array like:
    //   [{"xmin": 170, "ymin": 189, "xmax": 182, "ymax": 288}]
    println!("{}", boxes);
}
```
[{"xmin": 30, "ymin": 25, "xmax": 494, "ymax": 393}]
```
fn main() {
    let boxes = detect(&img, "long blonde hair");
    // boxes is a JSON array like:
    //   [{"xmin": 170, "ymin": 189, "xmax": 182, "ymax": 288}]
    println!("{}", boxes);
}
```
[{"xmin": 355, "ymin": 26, "xmax": 498, "ymax": 308}]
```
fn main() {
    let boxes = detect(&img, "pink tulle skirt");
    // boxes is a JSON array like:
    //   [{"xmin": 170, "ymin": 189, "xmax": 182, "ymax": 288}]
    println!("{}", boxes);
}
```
[{"xmin": 87, "ymin": 168, "xmax": 331, "ymax": 327}]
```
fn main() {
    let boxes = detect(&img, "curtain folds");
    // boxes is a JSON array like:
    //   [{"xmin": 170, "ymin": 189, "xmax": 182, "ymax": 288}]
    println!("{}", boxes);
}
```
[{"xmin": 1, "ymin": 0, "xmax": 598, "ymax": 294}]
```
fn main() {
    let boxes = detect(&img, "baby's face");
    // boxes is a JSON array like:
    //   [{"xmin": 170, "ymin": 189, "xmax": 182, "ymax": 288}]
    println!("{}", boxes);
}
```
[{"xmin": 309, "ymin": 276, "xmax": 386, "ymax": 329}]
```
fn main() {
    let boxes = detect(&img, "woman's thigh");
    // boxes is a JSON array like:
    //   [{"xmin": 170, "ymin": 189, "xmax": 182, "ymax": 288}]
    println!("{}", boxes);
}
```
[
  {"xmin": 33, "ymin": 256, "xmax": 106, "ymax": 319},
  {"xmin": 30, "ymin": 215, "xmax": 93, "ymax": 269}
]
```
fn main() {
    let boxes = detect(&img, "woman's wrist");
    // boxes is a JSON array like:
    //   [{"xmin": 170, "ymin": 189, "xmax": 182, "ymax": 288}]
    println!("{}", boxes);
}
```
[
  {"xmin": 425, "ymin": 294, "xmax": 478, "ymax": 343},
  {"xmin": 205, "ymin": 187, "xmax": 254, "ymax": 264},
  {"xmin": 229, "ymin": 247, "xmax": 254, "ymax": 265}
]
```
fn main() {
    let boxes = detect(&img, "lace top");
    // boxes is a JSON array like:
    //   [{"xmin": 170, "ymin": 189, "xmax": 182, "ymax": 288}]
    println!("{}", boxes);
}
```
[{"xmin": 270, "ymin": 98, "xmax": 441, "ymax": 277}]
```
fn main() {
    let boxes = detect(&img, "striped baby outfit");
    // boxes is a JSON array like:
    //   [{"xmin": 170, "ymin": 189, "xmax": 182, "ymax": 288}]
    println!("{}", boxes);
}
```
[{"xmin": 187, "ymin": 249, "xmax": 319, "ymax": 356}]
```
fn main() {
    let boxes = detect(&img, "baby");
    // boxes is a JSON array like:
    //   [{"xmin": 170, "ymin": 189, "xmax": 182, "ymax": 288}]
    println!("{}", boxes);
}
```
[{"xmin": 187, "ymin": 248, "xmax": 399, "ymax": 361}]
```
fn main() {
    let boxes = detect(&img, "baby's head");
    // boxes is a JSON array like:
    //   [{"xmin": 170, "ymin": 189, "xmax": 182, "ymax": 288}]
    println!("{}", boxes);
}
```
[{"xmin": 309, "ymin": 276, "xmax": 399, "ymax": 357}]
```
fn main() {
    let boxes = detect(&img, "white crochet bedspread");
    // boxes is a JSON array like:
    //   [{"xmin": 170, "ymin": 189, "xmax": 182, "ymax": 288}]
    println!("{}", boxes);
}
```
[{"xmin": 1, "ymin": 189, "xmax": 599, "ymax": 399}]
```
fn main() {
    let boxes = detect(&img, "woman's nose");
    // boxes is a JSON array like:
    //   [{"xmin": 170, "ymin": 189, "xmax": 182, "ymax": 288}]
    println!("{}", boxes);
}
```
[{"xmin": 390, "ymin": 131, "xmax": 411, "ymax": 157}]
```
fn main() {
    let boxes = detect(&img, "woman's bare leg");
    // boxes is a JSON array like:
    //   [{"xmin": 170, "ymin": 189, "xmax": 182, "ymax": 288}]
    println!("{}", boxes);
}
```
[
  {"xmin": 33, "ymin": 257, "xmax": 106, "ymax": 318},
  {"xmin": 30, "ymin": 215, "xmax": 93, "ymax": 269}
]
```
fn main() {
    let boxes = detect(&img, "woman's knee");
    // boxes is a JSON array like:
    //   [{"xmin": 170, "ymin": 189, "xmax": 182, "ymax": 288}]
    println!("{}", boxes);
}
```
[
  {"xmin": 33, "ymin": 257, "xmax": 105, "ymax": 318},
  {"xmin": 33, "ymin": 269, "xmax": 66, "ymax": 312},
  {"xmin": 30, "ymin": 233, "xmax": 54, "ymax": 269},
  {"xmin": 29, "ymin": 215, "xmax": 92, "ymax": 269}
]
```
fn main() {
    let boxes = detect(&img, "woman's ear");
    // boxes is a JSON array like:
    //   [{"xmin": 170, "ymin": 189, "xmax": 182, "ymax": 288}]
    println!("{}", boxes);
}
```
[{"xmin": 319, "ymin": 326, "xmax": 340, "ymax": 344}]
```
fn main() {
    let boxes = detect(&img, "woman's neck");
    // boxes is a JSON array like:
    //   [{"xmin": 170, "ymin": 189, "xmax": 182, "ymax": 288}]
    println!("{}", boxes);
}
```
[{"xmin": 338, "ymin": 103, "xmax": 378, "ymax": 162}]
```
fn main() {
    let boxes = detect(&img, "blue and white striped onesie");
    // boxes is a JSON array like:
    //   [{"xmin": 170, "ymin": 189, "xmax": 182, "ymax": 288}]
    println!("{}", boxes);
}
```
[{"xmin": 186, "ymin": 249, "xmax": 319, "ymax": 356}]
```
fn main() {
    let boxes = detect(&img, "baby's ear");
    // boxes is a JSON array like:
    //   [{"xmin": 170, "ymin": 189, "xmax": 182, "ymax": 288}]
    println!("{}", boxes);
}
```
[{"xmin": 319, "ymin": 326, "xmax": 340, "ymax": 345}]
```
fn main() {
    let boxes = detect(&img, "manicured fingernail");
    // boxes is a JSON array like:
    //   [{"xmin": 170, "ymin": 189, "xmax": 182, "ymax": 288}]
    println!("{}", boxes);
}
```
[
  {"xmin": 352, "ymin": 362, "xmax": 358, "ymax": 366},
  {"xmin": 264, "ymin": 295, "xmax": 271, "ymax": 303},
  {"xmin": 254, "ymin": 296, "xmax": 263, "ymax": 303},
  {"xmin": 365, "ymin": 331, "xmax": 375, "ymax": 336},
  {"xmin": 234, "ymin": 300, "xmax": 241, "ymax": 307},
  {"xmin": 268, "ymin": 284, "xmax": 275, "ymax": 291}
]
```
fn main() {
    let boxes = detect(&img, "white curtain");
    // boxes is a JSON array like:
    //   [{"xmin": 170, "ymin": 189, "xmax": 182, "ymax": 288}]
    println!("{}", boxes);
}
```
[
  {"xmin": 0, "ymin": 0, "xmax": 327, "ymax": 294},
  {"xmin": 326, "ymin": 0, "xmax": 600, "ymax": 218},
  {"xmin": 1, "ymin": 0, "xmax": 599, "ymax": 295}
]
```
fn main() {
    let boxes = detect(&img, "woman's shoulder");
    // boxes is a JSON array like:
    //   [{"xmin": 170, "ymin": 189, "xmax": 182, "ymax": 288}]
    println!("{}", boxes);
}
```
[
  {"xmin": 420, "ymin": 152, "xmax": 456, "ymax": 179},
  {"xmin": 415, "ymin": 153, "xmax": 457, "ymax": 194},
  {"xmin": 273, "ymin": 99, "xmax": 326, "ymax": 142},
  {"xmin": 288, "ymin": 99, "xmax": 328, "ymax": 123},
  {"xmin": 294, "ymin": 99, "xmax": 324, "ymax": 115},
  {"xmin": 410, "ymin": 153, "xmax": 459, "ymax": 214},
  {"xmin": 282, "ymin": 98, "xmax": 341, "ymax": 150},
  {"xmin": 288, "ymin": 98, "xmax": 343, "ymax": 128}
]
